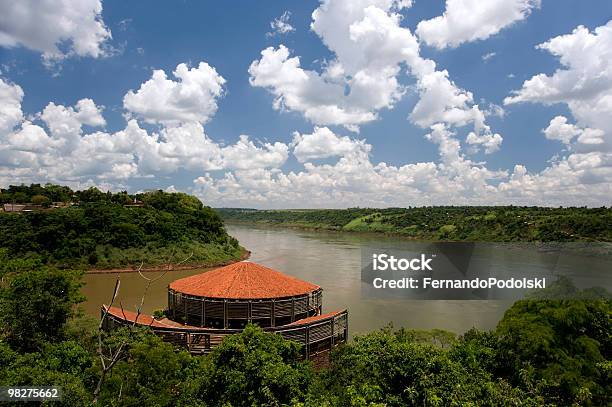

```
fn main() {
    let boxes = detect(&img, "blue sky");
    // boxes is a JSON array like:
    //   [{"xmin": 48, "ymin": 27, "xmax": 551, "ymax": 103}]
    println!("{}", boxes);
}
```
[{"xmin": 0, "ymin": 0, "xmax": 611, "ymax": 207}]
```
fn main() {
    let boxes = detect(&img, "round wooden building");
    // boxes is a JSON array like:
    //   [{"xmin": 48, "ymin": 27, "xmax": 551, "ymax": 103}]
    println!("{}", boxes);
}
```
[
  {"xmin": 168, "ymin": 262, "xmax": 323, "ymax": 329},
  {"xmin": 102, "ymin": 261, "xmax": 348, "ymax": 361}
]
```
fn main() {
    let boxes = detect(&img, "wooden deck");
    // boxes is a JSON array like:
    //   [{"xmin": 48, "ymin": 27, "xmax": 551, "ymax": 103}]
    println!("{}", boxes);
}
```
[{"xmin": 102, "ymin": 305, "xmax": 348, "ymax": 358}]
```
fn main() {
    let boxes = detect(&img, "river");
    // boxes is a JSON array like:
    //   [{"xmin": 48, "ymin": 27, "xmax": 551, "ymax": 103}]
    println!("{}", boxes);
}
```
[{"xmin": 82, "ymin": 223, "xmax": 610, "ymax": 336}]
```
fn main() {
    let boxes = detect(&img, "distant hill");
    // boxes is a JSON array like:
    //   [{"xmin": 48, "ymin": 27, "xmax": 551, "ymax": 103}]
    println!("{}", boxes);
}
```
[
  {"xmin": 216, "ymin": 206, "xmax": 612, "ymax": 242},
  {"xmin": 0, "ymin": 184, "xmax": 243, "ymax": 270}
]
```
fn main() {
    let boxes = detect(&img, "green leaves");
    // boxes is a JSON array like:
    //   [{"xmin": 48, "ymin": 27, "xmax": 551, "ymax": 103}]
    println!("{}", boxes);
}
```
[
  {"xmin": 0, "ymin": 267, "xmax": 84, "ymax": 352},
  {"xmin": 0, "ymin": 186, "xmax": 241, "ymax": 269}
]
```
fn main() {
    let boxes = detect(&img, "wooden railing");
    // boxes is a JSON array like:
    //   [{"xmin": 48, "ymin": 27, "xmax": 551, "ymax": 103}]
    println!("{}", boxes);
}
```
[
  {"xmin": 102, "ymin": 308, "xmax": 348, "ymax": 358},
  {"xmin": 167, "ymin": 288, "xmax": 324, "ymax": 328}
]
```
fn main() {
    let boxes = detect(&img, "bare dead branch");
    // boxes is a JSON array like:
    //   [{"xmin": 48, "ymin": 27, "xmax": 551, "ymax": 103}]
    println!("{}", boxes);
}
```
[{"xmin": 94, "ymin": 253, "xmax": 191, "ymax": 403}]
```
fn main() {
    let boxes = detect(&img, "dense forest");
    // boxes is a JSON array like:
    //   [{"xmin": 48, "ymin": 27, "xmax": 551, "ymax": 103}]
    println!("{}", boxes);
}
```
[
  {"xmin": 217, "ymin": 206, "xmax": 612, "ymax": 242},
  {"xmin": 0, "ymin": 184, "xmax": 242, "ymax": 269},
  {"xmin": 0, "ymin": 259, "xmax": 609, "ymax": 406}
]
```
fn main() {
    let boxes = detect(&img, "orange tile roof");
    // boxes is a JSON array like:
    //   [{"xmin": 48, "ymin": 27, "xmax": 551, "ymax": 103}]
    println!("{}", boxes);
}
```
[
  {"xmin": 169, "ymin": 261, "xmax": 320, "ymax": 299},
  {"xmin": 103, "ymin": 305, "xmax": 172, "ymax": 328}
]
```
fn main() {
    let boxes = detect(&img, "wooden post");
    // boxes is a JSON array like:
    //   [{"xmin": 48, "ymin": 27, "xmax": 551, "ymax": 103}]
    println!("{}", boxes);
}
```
[
  {"xmin": 291, "ymin": 297, "xmax": 295, "ymax": 322},
  {"xmin": 202, "ymin": 298, "xmax": 206, "ymax": 326},
  {"xmin": 184, "ymin": 297, "xmax": 187, "ymax": 324},
  {"xmin": 271, "ymin": 299, "xmax": 276, "ymax": 326},
  {"xmin": 345, "ymin": 313, "xmax": 349, "ymax": 340},
  {"xmin": 172, "ymin": 291, "xmax": 176, "ymax": 320},
  {"xmin": 200, "ymin": 299, "xmax": 204, "ymax": 327},
  {"xmin": 305, "ymin": 326, "xmax": 310, "ymax": 359},
  {"xmin": 248, "ymin": 301, "xmax": 252, "ymax": 324},
  {"xmin": 331, "ymin": 317, "xmax": 335, "ymax": 347},
  {"xmin": 223, "ymin": 300, "xmax": 228, "ymax": 329}
]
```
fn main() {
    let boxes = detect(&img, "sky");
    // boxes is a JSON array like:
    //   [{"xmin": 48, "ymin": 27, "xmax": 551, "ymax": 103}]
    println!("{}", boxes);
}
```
[{"xmin": 0, "ymin": 0, "xmax": 611, "ymax": 208}]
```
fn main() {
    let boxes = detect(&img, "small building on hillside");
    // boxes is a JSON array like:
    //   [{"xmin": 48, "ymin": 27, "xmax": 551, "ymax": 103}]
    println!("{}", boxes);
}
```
[
  {"xmin": 2, "ymin": 203, "xmax": 40, "ymax": 212},
  {"xmin": 2, "ymin": 203, "xmax": 27, "ymax": 212},
  {"xmin": 102, "ymin": 261, "xmax": 348, "ymax": 362}
]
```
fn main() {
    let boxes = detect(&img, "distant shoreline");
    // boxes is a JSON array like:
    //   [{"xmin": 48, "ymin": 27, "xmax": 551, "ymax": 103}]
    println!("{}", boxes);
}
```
[{"xmin": 217, "ymin": 207, "xmax": 612, "ymax": 243}]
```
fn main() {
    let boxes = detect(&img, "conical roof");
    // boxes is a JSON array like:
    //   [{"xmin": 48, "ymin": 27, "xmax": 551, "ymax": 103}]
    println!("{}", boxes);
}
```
[{"xmin": 169, "ymin": 261, "xmax": 320, "ymax": 299}]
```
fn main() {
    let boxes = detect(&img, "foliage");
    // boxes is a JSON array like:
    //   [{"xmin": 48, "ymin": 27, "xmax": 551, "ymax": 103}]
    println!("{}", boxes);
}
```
[
  {"xmin": 495, "ymin": 298, "xmax": 611, "ymax": 405},
  {"xmin": 217, "ymin": 206, "xmax": 612, "ymax": 242},
  {"xmin": 195, "ymin": 324, "xmax": 313, "ymax": 406},
  {"xmin": 95, "ymin": 333, "xmax": 197, "ymax": 407},
  {"xmin": 0, "ymin": 267, "xmax": 84, "ymax": 352},
  {"xmin": 306, "ymin": 327, "xmax": 538, "ymax": 406},
  {"xmin": 0, "ymin": 184, "xmax": 242, "ymax": 269},
  {"xmin": 0, "ymin": 273, "xmax": 609, "ymax": 406}
]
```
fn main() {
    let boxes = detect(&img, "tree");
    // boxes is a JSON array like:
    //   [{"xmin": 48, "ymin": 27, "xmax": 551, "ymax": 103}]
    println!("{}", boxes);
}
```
[
  {"xmin": 195, "ymin": 324, "xmax": 313, "ymax": 406},
  {"xmin": 308, "ymin": 326, "xmax": 537, "ymax": 406},
  {"xmin": 95, "ymin": 332, "xmax": 196, "ymax": 406},
  {"xmin": 31, "ymin": 194, "xmax": 51, "ymax": 207},
  {"xmin": 0, "ymin": 267, "xmax": 84, "ymax": 352},
  {"xmin": 495, "ymin": 298, "xmax": 611, "ymax": 405}
]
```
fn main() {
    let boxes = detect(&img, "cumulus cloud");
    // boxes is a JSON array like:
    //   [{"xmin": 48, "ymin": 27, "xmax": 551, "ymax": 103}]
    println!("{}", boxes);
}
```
[
  {"xmin": 542, "ymin": 116, "xmax": 581, "ymax": 145},
  {"xmin": 504, "ymin": 22, "xmax": 612, "ymax": 201},
  {"xmin": 543, "ymin": 116, "xmax": 605, "ymax": 147},
  {"xmin": 0, "ymin": 0, "xmax": 112, "ymax": 62},
  {"xmin": 466, "ymin": 131, "xmax": 503, "ymax": 154},
  {"xmin": 250, "ymin": 0, "xmax": 502, "ymax": 154},
  {"xmin": 0, "ymin": 78, "xmax": 23, "ymax": 135},
  {"xmin": 221, "ymin": 136, "xmax": 289, "ymax": 170},
  {"xmin": 2, "ymin": 14, "xmax": 612, "ymax": 208},
  {"xmin": 267, "ymin": 11, "xmax": 295, "ymax": 37},
  {"xmin": 40, "ymin": 98, "xmax": 105, "ymax": 151},
  {"xmin": 249, "ymin": 1, "xmax": 416, "ymax": 130},
  {"xmin": 192, "ymin": 124, "xmax": 512, "ymax": 208},
  {"xmin": 0, "ymin": 76, "xmax": 288, "ymax": 186},
  {"xmin": 193, "ymin": 138, "xmax": 611, "ymax": 209},
  {"xmin": 292, "ymin": 127, "xmax": 370, "ymax": 162},
  {"xmin": 416, "ymin": 0, "xmax": 540, "ymax": 49},
  {"xmin": 504, "ymin": 22, "xmax": 612, "ymax": 139},
  {"xmin": 124, "ymin": 62, "xmax": 226, "ymax": 126}
]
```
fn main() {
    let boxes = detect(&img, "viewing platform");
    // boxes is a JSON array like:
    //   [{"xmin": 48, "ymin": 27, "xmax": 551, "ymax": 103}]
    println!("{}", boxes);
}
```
[{"xmin": 102, "ymin": 261, "xmax": 348, "ymax": 360}]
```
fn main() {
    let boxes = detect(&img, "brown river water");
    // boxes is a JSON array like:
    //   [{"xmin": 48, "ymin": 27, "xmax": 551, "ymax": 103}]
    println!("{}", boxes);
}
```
[{"xmin": 82, "ymin": 223, "xmax": 610, "ymax": 336}]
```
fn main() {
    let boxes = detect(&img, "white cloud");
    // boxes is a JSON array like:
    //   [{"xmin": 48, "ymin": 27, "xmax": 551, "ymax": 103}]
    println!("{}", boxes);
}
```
[
  {"xmin": 482, "ymin": 52, "xmax": 496, "ymax": 62},
  {"xmin": 249, "ymin": 0, "xmax": 502, "ymax": 153},
  {"xmin": 504, "ymin": 22, "xmax": 612, "ymax": 200},
  {"xmin": 542, "ymin": 116, "xmax": 581, "ymax": 145},
  {"xmin": 292, "ymin": 126, "xmax": 370, "ymax": 162},
  {"xmin": 543, "ymin": 116, "xmax": 605, "ymax": 147},
  {"xmin": 193, "ymin": 125, "xmax": 510, "ymax": 208},
  {"xmin": 220, "ymin": 135, "xmax": 289, "ymax": 170},
  {"xmin": 0, "ymin": 76, "xmax": 290, "ymax": 186},
  {"xmin": 124, "ymin": 62, "xmax": 226, "ymax": 126},
  {"xmin": 40, "ymin": 98, "xmax": 105, "ymax": 151},
  {"xmin": 267, "ymin": 11, "xmax": 295, "ymax": 37},
  {"xmin": 248, "ymin": 45, "xmax": 379, "ymax": 129},
  {"xmin": 416, "ymin": 0, "xmax": 540, "ymax": 49},
  {"xmin": 466, "ymin": 131, "xmax": 502, "ymax": 154},
  {"xmin": 504, "ymin": 21, "xmax": 612, "ymax": 140},
  {"xmin": 0, "ymin": 0, "xmax": 112, "ymax": 62},
  {"xmin": 249, "ymin": 0, "xmax": 416, "ymax": 130},
  {"xmin": 0, "ymin": 78, "xmax": 23, "ymax": 135}
]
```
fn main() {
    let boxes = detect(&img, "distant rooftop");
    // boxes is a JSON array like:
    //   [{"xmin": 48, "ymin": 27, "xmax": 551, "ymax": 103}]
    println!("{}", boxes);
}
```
[{"xmin": 169, "ymin": 261, "xmax": 320, "ymax": 300}]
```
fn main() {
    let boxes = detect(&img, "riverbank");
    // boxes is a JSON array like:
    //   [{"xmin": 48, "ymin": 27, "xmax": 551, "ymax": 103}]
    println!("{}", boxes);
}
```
[{"xmin": 217, "ymin": 207, "xmax": 612, "ymax": 242}]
